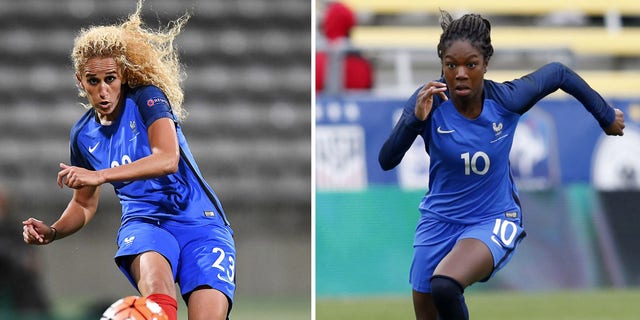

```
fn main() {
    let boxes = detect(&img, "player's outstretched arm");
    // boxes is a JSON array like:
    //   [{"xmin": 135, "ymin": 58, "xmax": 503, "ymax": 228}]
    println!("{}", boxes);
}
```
[
  {"xmin": 23, "ymin": 185, "xmax": 100, "ymax": 245},
  {"xmin": 498, "ymin": 62, "xmax": 617, "ymax": 130}
]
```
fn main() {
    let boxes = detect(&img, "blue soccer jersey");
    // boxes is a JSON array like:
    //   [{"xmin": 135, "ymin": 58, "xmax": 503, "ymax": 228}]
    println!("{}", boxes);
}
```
[
  {"xmin": 69, "ymin": 85, "xmax": 229, "ymax": 226},
  {"xmin": 422, "ymin": 97, "xmax": 521, "ymax": 224},
  {"xmin": 380, "ymin": 62, "xmax": 615, "ymax": 227}
]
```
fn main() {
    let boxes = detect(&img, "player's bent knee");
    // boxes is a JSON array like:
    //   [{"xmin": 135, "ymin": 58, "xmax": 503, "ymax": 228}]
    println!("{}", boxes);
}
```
[
  {"xmin": 430, "ymin": 275, "xmax": 469, "ymax": 320},
  {"xmin": 430, "ymin": 275, "xmax": 463, "ymax": 300}
]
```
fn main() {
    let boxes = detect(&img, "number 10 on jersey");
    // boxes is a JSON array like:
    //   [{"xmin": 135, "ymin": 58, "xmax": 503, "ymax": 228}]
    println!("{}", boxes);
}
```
[{"xmin": 461, "ymin": 151, "xmax": 490, "ymax": 175}]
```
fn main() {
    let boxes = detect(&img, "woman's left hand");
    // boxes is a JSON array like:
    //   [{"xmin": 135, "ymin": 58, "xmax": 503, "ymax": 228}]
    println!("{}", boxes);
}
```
[
  {"xmin": 57, "ymin": 163, "xmax": 105, "ymax": 189},
  {"xmin": 604, "ymin": 108, "xmax": 625, "ymax": 136}
]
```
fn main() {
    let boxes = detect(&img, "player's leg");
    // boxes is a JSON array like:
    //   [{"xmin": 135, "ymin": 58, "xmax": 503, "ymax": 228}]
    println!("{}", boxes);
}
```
[
  {"xmin": 433, "ymin": 238, "xmax": 494, "ymax": 287},
  {"xmin": 174, "ymin": 222, "xmax": 236, "ymax": 320},
  {"xmin": 431, "ymin": 238, "xmax": 494, "ymax": 320},
  {"xmin": 411, "ymin": 218, "xmax": 466, "ymax": 320},
  {"xmin": 412, "ymin": 291, "xmax": 438, "ymax": 320},
  {"xmin": 130, "ymin": 251, "xmax": 177, "ymax": 295},
  {"xmin": 130, "ymin": 251, "xmax": 179, "ymax": 320},
  {"xmin": 186, "ymin": 286, "xmax": 229, "ymax": 320},
  {"xmin": 114, "ymin": 221, "xmax": 182, "ymax": 320}
]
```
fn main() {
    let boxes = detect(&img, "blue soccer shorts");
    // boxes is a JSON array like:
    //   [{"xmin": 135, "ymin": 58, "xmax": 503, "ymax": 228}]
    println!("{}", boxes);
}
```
[
  {"xmin": 410, "ymin": 213, "xmax": 526, "ymax": 293},
  {"xmin": 114, "ymin": 218, "xmax": 236, "ymax": 303}
]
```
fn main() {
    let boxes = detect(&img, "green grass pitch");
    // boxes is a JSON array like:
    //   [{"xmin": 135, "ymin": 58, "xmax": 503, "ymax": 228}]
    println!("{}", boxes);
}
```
[{"xmin": 316, "ymin": 289, "xmax": 640, "ymax": 320}]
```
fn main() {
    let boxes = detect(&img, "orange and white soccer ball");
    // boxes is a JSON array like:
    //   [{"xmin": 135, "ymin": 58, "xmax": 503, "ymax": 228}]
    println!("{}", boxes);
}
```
[{"xmin": 101, "ymin": 296, "xmax": 168, "ymax": 320}]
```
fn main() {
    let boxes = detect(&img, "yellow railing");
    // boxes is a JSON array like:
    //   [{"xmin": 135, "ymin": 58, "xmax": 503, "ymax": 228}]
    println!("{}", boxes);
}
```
[
  {"xmin": 351, "ymin": 26, "xmax": 640, "ymax": 56},
  {"xmin": 341, "ymin": 0, "xmax": 640, "ymax": 15}
]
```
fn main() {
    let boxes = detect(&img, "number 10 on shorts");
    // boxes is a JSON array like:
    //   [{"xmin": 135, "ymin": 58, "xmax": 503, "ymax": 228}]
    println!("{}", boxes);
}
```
[{"xmin": 491, "ymin": 218, "xmax": 518, "ymax": 248}]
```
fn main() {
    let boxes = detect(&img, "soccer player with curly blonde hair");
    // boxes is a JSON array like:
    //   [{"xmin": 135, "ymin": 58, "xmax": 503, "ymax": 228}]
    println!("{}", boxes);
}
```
[
  {"xmin": 71, "ymin": 0, "xmax": 187, "ymax": 122},
  {"xmin": 22, "ymin": 2, "xmax": 236, "ymax": 319}
]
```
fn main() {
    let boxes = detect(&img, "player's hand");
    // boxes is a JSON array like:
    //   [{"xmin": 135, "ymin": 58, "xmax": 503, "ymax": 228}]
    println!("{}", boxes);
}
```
[
  {"xmin": 57, "ymin": 163, "xmax": 105, "ymax": 189},
  {"xmin": 415, "ymin": 82, "xmax": 448, "ymax": 121},
  {"xmin": 604, "ymin": 108, "xmax": 625, "ymax": 136},
  {"xmin": 22, "ymin": 218, "xmax": 54, "ymax": 244}
]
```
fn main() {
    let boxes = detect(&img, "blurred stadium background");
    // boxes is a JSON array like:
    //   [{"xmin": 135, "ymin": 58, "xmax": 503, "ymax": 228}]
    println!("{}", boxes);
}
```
[
  {"xmin": 315, "ymin": 0, "xmax": 640, "ymax": 318},
  {"xmin": 0, "ymin": 0, "xmax": 310, "ymax": 319}
]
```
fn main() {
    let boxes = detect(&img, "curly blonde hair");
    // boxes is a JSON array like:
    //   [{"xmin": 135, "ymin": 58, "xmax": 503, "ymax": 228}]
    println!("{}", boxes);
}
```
[{"xmin": 71, "ymin": 0, "xmax": 189, "ymax": 121}]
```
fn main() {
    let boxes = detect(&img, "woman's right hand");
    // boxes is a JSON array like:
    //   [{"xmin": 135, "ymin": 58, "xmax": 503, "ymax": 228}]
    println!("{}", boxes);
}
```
[
  {"xmin": 22, "ymin": 218, "xmax": 54, "ymax": 245},
  {"xmin": 415, "ymin": 81, "xmax": 448, "ymax": 121},
  {"xmin": 604, "ymin": 108, "xmax": 625, "ymax": 136}
]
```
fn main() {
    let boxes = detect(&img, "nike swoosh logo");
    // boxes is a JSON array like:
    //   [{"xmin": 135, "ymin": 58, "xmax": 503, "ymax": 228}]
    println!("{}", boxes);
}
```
[
  {"xmin": 437, "ymin": 126, "xmax": 455, "ymax": 134},
  {"xmin": 88, "ymin": 142, "xmax": 100, "ymax": 153},
  {"xmin": 217, "ymin": 274, "xmax": 234, "ymax": 284}
]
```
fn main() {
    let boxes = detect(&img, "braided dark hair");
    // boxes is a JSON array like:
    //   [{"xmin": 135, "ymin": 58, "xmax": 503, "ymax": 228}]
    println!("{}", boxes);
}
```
[{"xmin": 437, "ymin": 10, "xmax": 494, "ymax": 61}]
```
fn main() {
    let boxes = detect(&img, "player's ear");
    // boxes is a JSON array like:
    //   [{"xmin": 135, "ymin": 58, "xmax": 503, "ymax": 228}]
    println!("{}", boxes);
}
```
[{"xmin": 75, "ymin": 73, "xmax": 84, "ymax": 91}]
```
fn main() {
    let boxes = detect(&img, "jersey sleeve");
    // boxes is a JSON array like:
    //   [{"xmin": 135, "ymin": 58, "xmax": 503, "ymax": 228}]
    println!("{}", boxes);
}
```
[
  {"xmin": 379, "ymin": 84, "xmax": 444, "ymax": 170},
  {"xmin": 70, "ymin": 139, "xmax": 92, "ymax": 169},
  {"xmin": 131, "ymin": 85, "xmax": 178, "ymax": 127},
  {"xmin": 69, "ymin": 119, "xmax": 94, "ymax": 170},
  {"xmin": 490, "ymin": 62, "xmax": 615, "ymax": 128}
]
